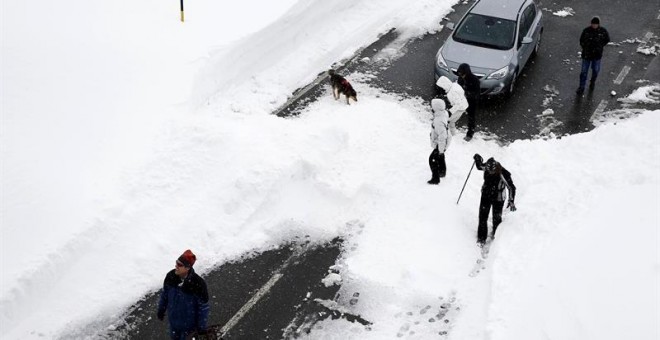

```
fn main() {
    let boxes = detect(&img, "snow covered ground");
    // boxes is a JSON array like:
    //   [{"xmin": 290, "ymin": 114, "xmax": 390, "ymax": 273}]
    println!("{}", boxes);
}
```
[{"xmin": 1, "ymin": 0, "xmax": 658, "ymax": 339}]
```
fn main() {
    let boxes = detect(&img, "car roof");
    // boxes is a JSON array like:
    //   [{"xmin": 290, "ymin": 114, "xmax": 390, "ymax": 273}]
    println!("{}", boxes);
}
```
[{"xmin": 470, "ymin": 0, "xmax": 529, "ymax": 21}]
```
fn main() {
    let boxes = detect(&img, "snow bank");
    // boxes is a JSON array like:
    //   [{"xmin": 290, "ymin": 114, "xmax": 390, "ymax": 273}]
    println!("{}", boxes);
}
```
[
  {"xmin": 2, "ymin": 0, "xmax": 454, "ymax": 338},
  {"xmin": 297, "ymin": 108, "xmax": 659, "ymax": 339},
  {"xmin": 3, "ymin": 0, "xmax": 659, "ymax": 339},
  {"xmin": 192, "ymin": 0, "xmax": 454, "ymax": 113}
]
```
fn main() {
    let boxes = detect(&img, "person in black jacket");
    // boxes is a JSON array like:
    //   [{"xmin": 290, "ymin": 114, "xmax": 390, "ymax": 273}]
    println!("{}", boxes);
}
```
[
  {"xmin": 157, "ymin": 249, "xmax": 210, "ymax": 340},
  {"xmin": 473, "ymin": 154, "xmax": 516, "ymax": 246},
  {"xmin": 576, "ymin": 16, "xmax": 610, "ymax": 94},
  {"xmin": 457, "ymin": 63, "xmax": 480, "ymax": 141}
]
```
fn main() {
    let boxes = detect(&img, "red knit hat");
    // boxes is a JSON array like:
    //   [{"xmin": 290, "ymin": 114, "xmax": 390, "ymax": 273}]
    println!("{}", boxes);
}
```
[{"xmin": 177, "ymin": 249, "xmax": 196, "ymax": 268}]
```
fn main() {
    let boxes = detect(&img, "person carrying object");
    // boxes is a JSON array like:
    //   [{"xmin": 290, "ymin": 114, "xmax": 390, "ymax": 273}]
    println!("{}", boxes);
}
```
[{"xmin": 472, "ymin": 154, "xmax": 516, "ymax": 246}]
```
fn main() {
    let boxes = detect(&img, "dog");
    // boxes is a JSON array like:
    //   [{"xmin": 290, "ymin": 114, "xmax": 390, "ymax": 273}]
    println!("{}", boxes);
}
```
[{"xmin": 328, "ymin": 69, "xmax": 357, "ymax": 105}]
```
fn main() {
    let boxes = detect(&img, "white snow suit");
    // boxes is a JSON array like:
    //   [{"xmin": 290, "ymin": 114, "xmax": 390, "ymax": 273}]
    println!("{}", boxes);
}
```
[
  {"xmin": 436, "ymin": 76, "xmax": 468, "ymax": 134},
  {"xmin": 430, "ymin": 99, "xmax": 451, "ymax": 152}
]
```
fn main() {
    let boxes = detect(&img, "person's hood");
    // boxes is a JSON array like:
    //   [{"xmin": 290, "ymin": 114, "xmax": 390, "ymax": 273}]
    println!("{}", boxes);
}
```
[
  {"xmin": 457, "ymin": 63, "xmax": 472, "ymax": 76},
  {"xmin": 431, "ymin": 98, "xmax": 446, "ymax": 112},
  {"xmin": 436, "ymin": 76, "xmax": 453, "ymax": 92},
  {"xmin": 431, "ymin": 99, "xmax": 449, "ymax": 125}
]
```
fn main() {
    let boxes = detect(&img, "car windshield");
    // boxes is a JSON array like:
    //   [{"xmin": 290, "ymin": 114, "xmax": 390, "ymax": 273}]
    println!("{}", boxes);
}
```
[{"xmin": 453, "ymin": 14, "xmax": 516, "ymax": 50}]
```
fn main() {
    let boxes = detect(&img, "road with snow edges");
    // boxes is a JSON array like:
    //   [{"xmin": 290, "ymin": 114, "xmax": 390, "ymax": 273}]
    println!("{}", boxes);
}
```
[{"xmin": 112, "ymin": 0, "xmax": 659, "ymax": 338}]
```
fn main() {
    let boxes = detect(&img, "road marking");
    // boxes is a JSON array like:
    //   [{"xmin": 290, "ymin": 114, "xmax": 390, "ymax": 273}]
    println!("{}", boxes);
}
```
[
  {"xmin": 219, "ymin": 246, "xmax": 306, "ymax": 335},
  {"xmin": 613, "ymin": 65, "xmax": 631, "ymax": 85},
  {"xmin": 590, "ymin": 100, "xmax": 608, "ymax": 122},
  {"xmin": 219, "ymin": 273, "xmax": 284, "ymax": 334}
]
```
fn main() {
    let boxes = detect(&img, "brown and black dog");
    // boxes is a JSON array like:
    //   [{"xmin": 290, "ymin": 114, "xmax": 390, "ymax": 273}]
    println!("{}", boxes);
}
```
[{"xmin": 328, "ymin": 69, "xmax": 357, "ymax": 105}]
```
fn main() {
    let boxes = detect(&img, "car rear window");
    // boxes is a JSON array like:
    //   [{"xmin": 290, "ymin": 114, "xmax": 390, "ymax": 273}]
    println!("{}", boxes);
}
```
[{"xmin": 453, "ymin": 13, "xmax": 516, "ymax": 50}]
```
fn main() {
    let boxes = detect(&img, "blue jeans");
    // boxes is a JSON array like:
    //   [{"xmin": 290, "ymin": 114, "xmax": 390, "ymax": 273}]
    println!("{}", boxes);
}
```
[{"xmin": 579, "ymin": 59, "xmax": 601, "ymax": 89}]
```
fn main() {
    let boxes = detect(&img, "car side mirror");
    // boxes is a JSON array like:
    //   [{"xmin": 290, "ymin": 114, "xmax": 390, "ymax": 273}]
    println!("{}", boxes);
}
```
[
  {"xmin": 446, "ymin": 22, "xmax": 455, "ymax": 30},
  {"xmin": 521, "ymin": 37, "xmax": 533, "ymax": 44}
]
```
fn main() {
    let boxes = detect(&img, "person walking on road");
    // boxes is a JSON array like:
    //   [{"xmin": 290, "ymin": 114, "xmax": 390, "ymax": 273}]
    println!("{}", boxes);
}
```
[
  {"xmin": 457, "ymin": 63, "xmax": 480, "ymax": 141},
  {"xmin": 428, "ymin": 99, "xmax": 452, "ymax": 184},
  {"xmin": 576, "ymin": 16, "xmax": 610, "ymax": 94},
  {"xmin": 473, "ymin": 154, "xmax": 516, "ymax": 246},
  {"xmin": 157, "ymin": 249, "xmax": 210, "ymax": 340}
]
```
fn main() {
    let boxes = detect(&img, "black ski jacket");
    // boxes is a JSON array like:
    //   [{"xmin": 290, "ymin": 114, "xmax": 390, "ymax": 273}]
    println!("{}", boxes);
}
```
[
  {"xmin": 476, "ymin": 161, "xmax": 516, "ymax": 202},
  {"xmin": 457, "ymin": 64, "xmax": 481, "ymax": 101},
  {"xmin": 580, "ymin": 26, "xmax": 610, "ymax": 60}
]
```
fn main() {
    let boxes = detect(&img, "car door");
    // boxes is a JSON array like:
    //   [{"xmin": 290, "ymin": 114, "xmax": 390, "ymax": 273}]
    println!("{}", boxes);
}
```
[{"xmin": 517, "ymin": 3, "xmax": 537, "ymax": 68}]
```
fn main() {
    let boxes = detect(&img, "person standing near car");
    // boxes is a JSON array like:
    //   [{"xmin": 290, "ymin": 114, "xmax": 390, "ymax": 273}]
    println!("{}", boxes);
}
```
[
  {"xmin": 157, "ymin": 249, "xmax": 210, "ymax": 340},
  {"xmin": 428, "ymin": 99, "xmax": 451, "ymax": 184},
  {"xmin": 472, "ymin": 154, "xmax": 516, "ymax": 246},
  {"xmin": 576, "ymin": 16, "xmax": 610, "ymax": 94},
  {"xmin": 457, "ymin": 63, "xmax": 480, "ymax": 141}
]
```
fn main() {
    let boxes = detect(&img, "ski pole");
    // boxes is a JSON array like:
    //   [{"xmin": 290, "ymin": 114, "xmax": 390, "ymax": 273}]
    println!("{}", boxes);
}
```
[
  {"xmin": 456, "ymin": 160, "xmax": 475, "ymax": 204},
  {"xmin": 180, "ymin": 0, "xmax": 184, "ymax": 22}
]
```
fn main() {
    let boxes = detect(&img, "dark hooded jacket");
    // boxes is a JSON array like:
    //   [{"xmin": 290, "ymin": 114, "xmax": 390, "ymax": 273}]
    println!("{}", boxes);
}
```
[
  {"xmin": 476, "ymin": 158, "xmax": 516, "ymax": 202},
  {"xmin": 457, "ymin": 63, "xmax": 481, "ymax": 101},
  {"xmin": 158, "ymin": 268, "xmax": 210, "ymax": 333},
  {"xmin": 580, "ymin": 19, "xmax": 610, "ymax": 60}
]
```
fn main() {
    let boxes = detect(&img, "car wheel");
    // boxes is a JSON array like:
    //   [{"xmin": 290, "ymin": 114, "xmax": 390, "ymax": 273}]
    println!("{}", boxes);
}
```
[{"xmin": 531, "ymin": 31, "xmax": 542, "ymax": 58}]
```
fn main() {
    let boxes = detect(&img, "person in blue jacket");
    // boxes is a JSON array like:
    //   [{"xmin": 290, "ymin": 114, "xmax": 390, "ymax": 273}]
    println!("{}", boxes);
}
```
[{"xmin": 157, "ymin": 249, "xmax": 210, "ymax": 339}]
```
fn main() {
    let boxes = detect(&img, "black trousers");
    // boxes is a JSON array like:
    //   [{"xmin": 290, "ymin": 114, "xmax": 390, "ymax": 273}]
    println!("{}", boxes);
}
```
[
  {"xmin": 477, "ymin": 195, "xmax": 504, "ymax": 243},
  {"xmin": 428, "ymin": 149, "xmax": 446, "ymax": 181},
  {"xmin": 466, "ymin": 98, "xmax": 477, "ymax": 136}
]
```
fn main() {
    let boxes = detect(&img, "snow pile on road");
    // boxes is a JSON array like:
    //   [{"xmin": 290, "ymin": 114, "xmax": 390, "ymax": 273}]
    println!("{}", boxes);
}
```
[
  {"xmin": 552, "ymin": 7, "xmax": 575, "ymax": 17},
  {"xmin": 618, "ymin": 84, "xmax": 660, "ymax": 104},
  {"xmin": 2, "ymin": 0, "xmax": 659, "ymax": 340}
]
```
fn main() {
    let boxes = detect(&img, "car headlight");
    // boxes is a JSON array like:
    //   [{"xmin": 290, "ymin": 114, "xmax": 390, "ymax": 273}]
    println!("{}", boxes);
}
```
[
  {"xmin": 436, "ymin": 52, "xmax": 449, "ymax": 71},
  {"xmin": 487, "ymin": 65, "xmax": 509, "ymax": 80}
]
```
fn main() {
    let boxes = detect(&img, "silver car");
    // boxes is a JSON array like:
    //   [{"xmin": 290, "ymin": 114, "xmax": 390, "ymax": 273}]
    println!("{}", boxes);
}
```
[{"xmin": 435, "ymin": 0, "xmax": 543, "ymax": 96}]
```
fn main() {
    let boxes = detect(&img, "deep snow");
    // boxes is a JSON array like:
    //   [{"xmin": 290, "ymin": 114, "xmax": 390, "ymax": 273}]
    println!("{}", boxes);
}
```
[{"xmin": 1, "ymin": 0, "xmax": 658, "ymax": 339}]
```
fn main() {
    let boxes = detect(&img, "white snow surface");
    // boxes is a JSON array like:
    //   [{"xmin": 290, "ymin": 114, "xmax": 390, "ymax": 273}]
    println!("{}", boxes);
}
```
[{"xmin": 2, "ymin": 1, "xmax": 659, "ymax": 340}]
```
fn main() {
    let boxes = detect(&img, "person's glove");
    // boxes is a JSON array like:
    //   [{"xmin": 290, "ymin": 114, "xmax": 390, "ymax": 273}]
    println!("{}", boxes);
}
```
[
  {"xmin": 157, "ymin": 310, "xmax": 165, "ymax": 321},
  {"xmin": 473, "ymin": 153, "xmax": 483, "ymax": 164},
  {"xmin": 507, "ymin": 200, "xmax": 517, "ymax": 212}
]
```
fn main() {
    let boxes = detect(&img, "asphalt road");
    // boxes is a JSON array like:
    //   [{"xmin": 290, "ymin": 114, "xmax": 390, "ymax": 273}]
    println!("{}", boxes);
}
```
[
  {"xmin": 281, "ymin": 0, "xmax": 659, "ymax": 142},
  {"xmin": 97, "ymin": 1, "xmax": 659, "ymax": 339},
  {"xmin": 95, "ymin": 238, "xmax": 344, "ymax": 339}
]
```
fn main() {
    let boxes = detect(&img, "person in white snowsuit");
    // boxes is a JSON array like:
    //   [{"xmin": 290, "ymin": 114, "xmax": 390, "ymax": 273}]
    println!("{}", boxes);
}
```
[
  {"xmin": 428, "ymin": 99, "xmax": 452, "ymax": 184},
  {"xmin": 435, "ymin": 76, "xmax": 469, "ymax": 135}
]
